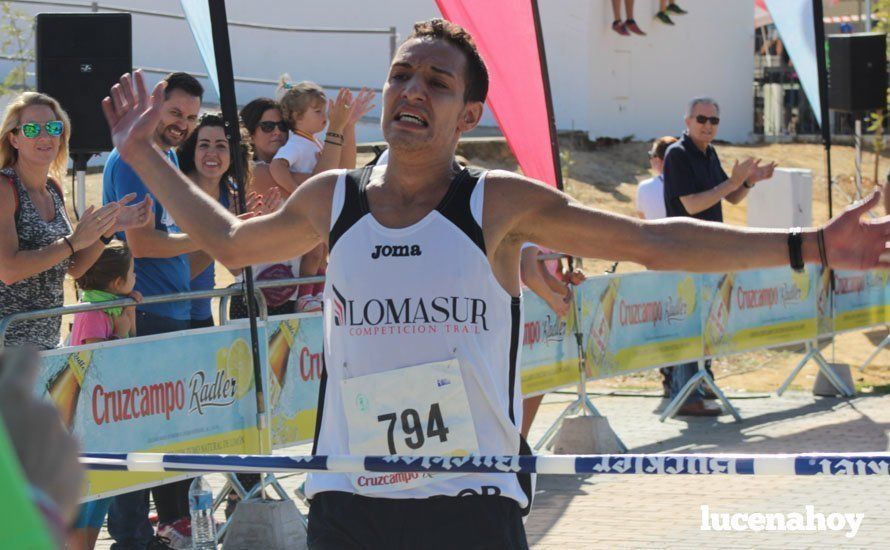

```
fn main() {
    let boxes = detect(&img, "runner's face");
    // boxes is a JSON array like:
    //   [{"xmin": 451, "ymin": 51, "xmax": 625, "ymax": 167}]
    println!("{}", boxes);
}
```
[
  {"xmin": 382, "ymin": 38, "xmax": 482, "ymax": 153},
  {"xmin": 155, "ymin": 88, "xmax": 201, "ymax": 149}
]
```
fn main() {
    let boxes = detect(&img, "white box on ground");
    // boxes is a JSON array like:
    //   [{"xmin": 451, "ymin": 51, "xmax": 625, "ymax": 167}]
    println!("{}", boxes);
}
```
[{"xmin": 746, "ymin": 168, "xmax": 813, "ymax": 228}]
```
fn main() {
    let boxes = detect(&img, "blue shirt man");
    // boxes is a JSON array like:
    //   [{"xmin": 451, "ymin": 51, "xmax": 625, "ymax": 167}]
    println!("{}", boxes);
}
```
[{"xmin": 103, "ymin": 148, "xmax": 191, "ymax": 320}]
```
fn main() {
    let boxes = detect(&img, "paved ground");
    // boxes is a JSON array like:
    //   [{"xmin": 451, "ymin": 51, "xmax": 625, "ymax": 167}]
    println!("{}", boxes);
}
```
[{"xmin": 94, "ymin": 388, "xmax": 890, "ymax": 548}]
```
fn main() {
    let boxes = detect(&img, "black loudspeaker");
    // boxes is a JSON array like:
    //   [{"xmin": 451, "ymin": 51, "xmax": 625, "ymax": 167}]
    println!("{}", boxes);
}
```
[
  {"xmin": 36, "ymin": 13, "xmax": 132, "ymax": 154},
  {"xmin": 828, "ymin": 32, "xmax": 887, "ymax": 113}
]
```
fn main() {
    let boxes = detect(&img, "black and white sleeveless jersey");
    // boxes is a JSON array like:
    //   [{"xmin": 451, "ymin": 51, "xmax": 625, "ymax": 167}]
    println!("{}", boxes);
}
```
[{"xmin": 305, "ymin": 165, "xmax": 532, "ymax": 510}]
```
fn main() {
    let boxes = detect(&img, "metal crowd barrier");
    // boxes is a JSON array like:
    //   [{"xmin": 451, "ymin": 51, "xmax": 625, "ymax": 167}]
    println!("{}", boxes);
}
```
[
  {"xmin": 0, "ymin": 275, "xmax": 326, "ymax": 534},
  {"xmin": 0, "ymin": 275, "xmax": 325, "ymax": 347}
]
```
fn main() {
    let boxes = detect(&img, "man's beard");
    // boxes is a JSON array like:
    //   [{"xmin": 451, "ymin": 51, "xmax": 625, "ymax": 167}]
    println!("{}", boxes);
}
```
[
  {"xmin": 383, "ymin": 129, "xmax": 432, "ymax": 153},
  {"xmin": 156, "ymin": 124, "xmax": 185, "ymax": 148}
]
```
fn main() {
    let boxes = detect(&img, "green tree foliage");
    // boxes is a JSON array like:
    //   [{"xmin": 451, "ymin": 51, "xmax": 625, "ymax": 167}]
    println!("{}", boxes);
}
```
[{"xmin": 0, "ymin": 2, "xmax": 33, "ymax": 97}]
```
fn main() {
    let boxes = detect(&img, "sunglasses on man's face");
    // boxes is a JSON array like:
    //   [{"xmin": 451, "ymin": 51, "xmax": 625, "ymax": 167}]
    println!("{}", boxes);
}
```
[
  {"xmin": 695, "ymin": 115, "xmax": 720, "ymax": 126},
  {"xmin": 17, "ymin": 121, "xmax": 64, "ymax": 139},
  {"xmin": 257, "ymin": 121, "xmax": 288, "ymax": 133}
]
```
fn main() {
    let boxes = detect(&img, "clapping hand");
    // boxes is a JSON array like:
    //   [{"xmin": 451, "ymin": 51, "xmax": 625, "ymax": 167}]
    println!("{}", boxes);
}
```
[
  {"xmin": 327, "ymin": 88, "xmax": 353, "ymax": 135},
  {"xmin": 242, "ymin": 187, "xmax": 283, "ymax": 218},
  {"xmin": 110, "ymin": 193, "xmax": 154, "ymax": 235},
  {"xmin": 70, "ymin": 203, "xmax": 120, "ymax": 250},
  {"xmin": 244, "ymin": 191, "xmax": 263, "ymax": 215},
  {"xmin": 345, "ymin": 88, "xmax": 377, "ymax": 127},
  {"xmin": 730, "ymin": 157, "xmax": 757, "ymax": 188},
  {"xmin": 258, "ymin": 186, "xmax": 284, "ymax": 214},
  {"xmin": 748, "ymin": 160, "xmax": 777, "ymax": 186}
]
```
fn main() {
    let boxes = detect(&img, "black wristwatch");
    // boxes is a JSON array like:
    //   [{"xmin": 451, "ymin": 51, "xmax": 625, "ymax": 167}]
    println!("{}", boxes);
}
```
[
  {"xmin": 787, "ymin": 227, "xmax": 804, "ymax": 272},
  {"xmin": 743, "ymin": 180, "xmax": 753, "ymax": 189},
  {"xmin": 100, "ymin": 234, "xmax": 114, "ymax": 245}
]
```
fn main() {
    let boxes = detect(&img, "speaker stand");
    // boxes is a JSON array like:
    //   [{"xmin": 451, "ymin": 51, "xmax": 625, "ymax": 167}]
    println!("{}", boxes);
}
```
[
  {"xmin": 71, "ymin": 153, "xmax": 91, "ymax": 219},
  {"xmin": 854, "ymin": 116, "xmax": 864, "ymax": 200}
]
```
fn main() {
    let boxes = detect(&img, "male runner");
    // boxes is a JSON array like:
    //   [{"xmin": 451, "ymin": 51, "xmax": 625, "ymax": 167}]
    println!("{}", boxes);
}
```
[{"xmin": 102, "ymin": 19, "xmax": 890, "ymax": 549}]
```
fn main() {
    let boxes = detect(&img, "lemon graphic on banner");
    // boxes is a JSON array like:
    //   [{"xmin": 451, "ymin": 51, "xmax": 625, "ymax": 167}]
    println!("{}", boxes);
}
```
[
  {"xmin": 216, "ymin": 346, "xmax": 228, "ymax": 371},
  {"xmin": 677, "ymin": 276, "xmax": 697, "ymax": 313},
  {"xmin": 219, "ymin": 338, "xmax": 254, "ymax": 400},
  {"xmin": 791, "ymin": 269, "xmax": 811, "ymax": 300}
]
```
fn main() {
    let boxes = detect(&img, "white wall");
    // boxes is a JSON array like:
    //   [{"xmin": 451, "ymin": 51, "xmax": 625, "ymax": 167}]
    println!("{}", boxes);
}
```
[
  {"xmin": 541, "ymin": 0, "xmax": 755, "ymax": 142},
  {"xmin": 0, "ymin": 0, "xmax": 754, "ymax": 143}
]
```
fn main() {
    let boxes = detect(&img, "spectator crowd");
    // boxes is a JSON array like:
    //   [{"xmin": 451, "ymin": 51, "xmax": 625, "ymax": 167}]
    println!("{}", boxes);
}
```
[{"xmin": 0, "ymin": 65, "xmax": 375, "ymax": 549}]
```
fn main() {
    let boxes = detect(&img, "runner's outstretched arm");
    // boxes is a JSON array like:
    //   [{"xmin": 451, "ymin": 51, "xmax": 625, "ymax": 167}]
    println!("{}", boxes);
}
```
[
  {"xmin": 102, "ymin": 71, "xmax": 328, "ymax": 269},
  {"xmin": 488, "ymin": 171, "xmax": 890, "ymax": 273}
]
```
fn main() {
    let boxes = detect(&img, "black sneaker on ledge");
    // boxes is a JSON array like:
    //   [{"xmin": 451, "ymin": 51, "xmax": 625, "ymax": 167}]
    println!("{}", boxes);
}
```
[
  {"xmin": 655, "ymin": 11, "xmax": 675, "ymax": 25},
  {"xmin": 667, "ymin": 3, "xmax": 688, "ymax": 15}
]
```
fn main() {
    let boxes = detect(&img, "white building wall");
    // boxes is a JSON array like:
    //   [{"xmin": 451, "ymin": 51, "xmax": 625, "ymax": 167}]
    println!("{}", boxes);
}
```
[
  {"xmin": 0, "ymin": 0, "xmax": 753, "ymax": 143},
  {"xmin": 541, "ymin": 0, "xmax": 754, "ymax": 142}
]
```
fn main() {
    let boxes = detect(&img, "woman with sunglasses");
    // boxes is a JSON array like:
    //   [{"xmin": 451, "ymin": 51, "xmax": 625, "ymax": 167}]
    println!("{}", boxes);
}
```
[
  {"xmin": 242, "ymin": 98, "xmax": 288, "ymax": 192},
  {"xmin": 0, "ymin": 92, "xmax": 152, "ymax": 350},
  {"xmin": 226, "ymin": 98, "xmax": 300, "ymax": 321}
]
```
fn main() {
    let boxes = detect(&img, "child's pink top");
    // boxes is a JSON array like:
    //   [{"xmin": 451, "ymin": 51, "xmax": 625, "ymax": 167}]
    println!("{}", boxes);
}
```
[{"xmin": 70, "ymin": 310, "xmax": 114, "ymax": 346}]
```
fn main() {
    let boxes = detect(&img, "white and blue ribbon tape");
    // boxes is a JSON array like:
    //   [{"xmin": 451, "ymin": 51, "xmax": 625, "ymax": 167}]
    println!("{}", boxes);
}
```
[{"xmin": 81, "ymin": 452, "xmax": 890, "ymax": 476}]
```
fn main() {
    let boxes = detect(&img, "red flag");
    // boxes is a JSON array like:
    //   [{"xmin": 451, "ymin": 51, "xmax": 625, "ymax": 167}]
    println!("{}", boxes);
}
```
[{"xmin": 435, "ymin": 0, "xmax": 560, "ymax": 188}]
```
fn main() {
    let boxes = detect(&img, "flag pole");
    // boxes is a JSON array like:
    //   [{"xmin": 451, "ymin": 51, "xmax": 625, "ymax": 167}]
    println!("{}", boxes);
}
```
[
  {"xmin": 206, "ymin": 1, "xmax": 268, "ymax": 452},
  {"xmin": 813, "ymin": 0, "xmax": 833, "ymax": 219},
  {"xmin": 529, "ymin": 0, "xmax": 564, "ymax": 192}
]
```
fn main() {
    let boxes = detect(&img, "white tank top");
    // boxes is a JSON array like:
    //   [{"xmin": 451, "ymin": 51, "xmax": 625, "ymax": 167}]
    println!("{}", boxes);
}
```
[{"xmin": 305, "ymin": 166, "xmax": 532, "ymax": 511}]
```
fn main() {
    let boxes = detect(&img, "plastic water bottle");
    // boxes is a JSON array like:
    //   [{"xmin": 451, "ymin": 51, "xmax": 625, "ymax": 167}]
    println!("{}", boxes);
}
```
[{"xmin": 189, "ymin": 476, "xmax": 216, "ymax": 549}]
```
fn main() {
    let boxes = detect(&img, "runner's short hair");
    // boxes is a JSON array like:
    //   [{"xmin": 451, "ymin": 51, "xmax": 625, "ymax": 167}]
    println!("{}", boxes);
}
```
[{"xmin": 408, "ymin": 18, "xmax": 489, "ymax": 103}]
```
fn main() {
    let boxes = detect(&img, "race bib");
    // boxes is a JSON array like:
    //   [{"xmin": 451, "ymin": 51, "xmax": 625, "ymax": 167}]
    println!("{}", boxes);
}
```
[{"xmin": 340, "ymin": 358, "xmax": 479, "ymax": 494}]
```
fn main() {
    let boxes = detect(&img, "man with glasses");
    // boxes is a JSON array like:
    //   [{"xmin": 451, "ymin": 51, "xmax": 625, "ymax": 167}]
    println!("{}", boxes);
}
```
[{"xmin": 662, "ymin": 97, "xmax": 776, "ymax": 415}]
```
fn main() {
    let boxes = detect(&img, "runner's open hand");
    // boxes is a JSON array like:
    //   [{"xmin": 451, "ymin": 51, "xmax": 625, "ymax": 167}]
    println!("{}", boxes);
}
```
[
  {"xmin": 824, "ymin": 191, "xmax": 890, "ymax": 270},
  {"xmin": 102, "ymin": 70, "xmax": 166, "ymax": 164}
]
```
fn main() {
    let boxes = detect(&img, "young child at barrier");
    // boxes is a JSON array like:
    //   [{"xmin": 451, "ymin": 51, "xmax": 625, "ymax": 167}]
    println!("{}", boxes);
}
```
[
  {"xmin": 269, "ymin": 77, "xmax": 375, "ymax": 312},
  {"xmin": 68, "ymin": 240, "xmax": 138, "ymax": 550}
]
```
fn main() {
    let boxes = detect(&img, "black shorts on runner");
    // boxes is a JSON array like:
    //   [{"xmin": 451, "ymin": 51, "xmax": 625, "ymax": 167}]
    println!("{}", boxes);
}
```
[{"xmin": 307, "ymin": 491, "xmax": 529, "ymax": 549}]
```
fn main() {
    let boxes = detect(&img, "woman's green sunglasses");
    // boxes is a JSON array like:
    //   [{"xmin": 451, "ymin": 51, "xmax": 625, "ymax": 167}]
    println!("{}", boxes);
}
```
[{"xmin": 17, "ymin": 120, "xmax": 64, "ymax": 139}]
